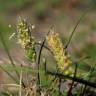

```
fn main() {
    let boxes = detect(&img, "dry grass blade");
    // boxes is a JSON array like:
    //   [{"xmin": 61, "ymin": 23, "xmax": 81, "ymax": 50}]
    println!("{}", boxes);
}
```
[{"xmin": 1, "ymin": 84, "xmax": 20, "ymax": 87}]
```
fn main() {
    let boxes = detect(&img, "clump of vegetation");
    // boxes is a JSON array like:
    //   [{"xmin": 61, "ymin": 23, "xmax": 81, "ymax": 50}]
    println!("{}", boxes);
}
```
[{"xmin": 0, "ymin": 14, "xmax": 96, "ymax": 96}]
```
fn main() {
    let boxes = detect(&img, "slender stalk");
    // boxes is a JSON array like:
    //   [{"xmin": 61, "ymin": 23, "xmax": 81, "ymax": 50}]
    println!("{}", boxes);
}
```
[
  {"xmin": 67, "ymin": 63, "xmax": 78, "ymax": 96},
  {"xmin": 46, "ymin": 70, "xmax": 96, "ymax": 88},
  {"xmin": 65, "ymin": 5, "xmax": 92, "ymax": 49},
  {"xmin": 36, "ymin": 28, "xmax": 51, "ymax": 94},
  {"xmin": 65, "ymin": 13, "xmax": 86, "ymax": 49},
  {"xmin": 19, "ymin": 65, "xmax": 22, "ymax": 96}
]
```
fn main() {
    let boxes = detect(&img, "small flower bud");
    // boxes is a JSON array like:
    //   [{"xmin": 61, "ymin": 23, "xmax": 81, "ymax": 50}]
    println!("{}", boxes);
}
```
[{"xmin": 8, "ymin": 24, "xmax": 12, "ymax": 28}]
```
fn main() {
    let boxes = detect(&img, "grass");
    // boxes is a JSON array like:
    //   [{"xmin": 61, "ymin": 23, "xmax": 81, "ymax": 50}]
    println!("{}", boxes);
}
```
[{"xmin": 0, "ymin": 1, "xmax": 96, "ymax": 95}]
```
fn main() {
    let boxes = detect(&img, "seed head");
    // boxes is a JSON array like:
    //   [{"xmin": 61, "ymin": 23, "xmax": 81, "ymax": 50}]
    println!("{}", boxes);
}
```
[
  {"xmin": 46, "ymin": 31, "xmax": 73, "ymax": 75},
  {"xmin": 17, "ymin": 17, "xmax": 36, "ymax": 63}
]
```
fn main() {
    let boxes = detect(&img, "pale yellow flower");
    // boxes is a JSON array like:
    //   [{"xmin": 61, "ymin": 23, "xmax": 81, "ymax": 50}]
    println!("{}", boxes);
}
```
[
  {"xmin": 46, "ymin": 31, "xmax": 73, "ymax": 75},
  {"xmin": 17, "ymin": 17, "xmax": 36, "ymax": 63}
]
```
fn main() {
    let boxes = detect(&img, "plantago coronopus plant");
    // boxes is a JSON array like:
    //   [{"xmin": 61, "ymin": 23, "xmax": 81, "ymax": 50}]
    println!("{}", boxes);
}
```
[
  {"xmin": 46, "ymin": 30, "xmax": 73, "ymax": 75},
  {"xmin": 17, "ymin": 17, "xmax": 36, "ymax": 63}
]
